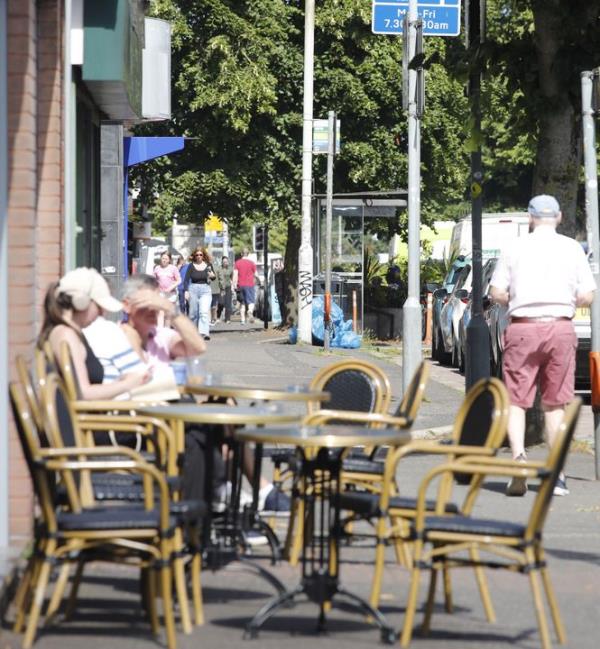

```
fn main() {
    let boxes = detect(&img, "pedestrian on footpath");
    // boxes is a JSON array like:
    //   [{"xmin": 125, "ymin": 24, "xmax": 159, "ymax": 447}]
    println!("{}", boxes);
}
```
[
  {"xmin": 153, "ymin": 252, "xmax": 181, "ymax": 327},
  {"xmin": 183, "ymin": 246, "xmax": 215, "ymax": 340},
  {"xmin": 232, "ymin": 247, "xmax": 260, "ymax": 324},
  {"xmin": 490, "ymin": 194, "xmax": 595, "ymax": 497},
  {"xmin": 217, "ymin": 255, "xmax": 233, "ymax": 323},
  {"xmin": 210, "ymin": 258, "xmax": 222, "ymax": 326}
]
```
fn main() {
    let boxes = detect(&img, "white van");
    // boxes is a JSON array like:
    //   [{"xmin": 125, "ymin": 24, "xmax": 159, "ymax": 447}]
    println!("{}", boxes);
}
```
[{"xmin": 450, "ymin": 212, "xmax": 530, "ymax": 260}]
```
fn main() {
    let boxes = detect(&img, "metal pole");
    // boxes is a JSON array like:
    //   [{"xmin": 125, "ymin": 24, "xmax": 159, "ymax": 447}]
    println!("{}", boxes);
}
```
[
  {"xmin": 581, "ymin": 70, "xmax": 600, "ymax": 479},
  {"xmin": 324, "ymin": 111, "xmax": 335, "ymax": 351},
  {"xmin": 298, "ymin": 0, "xmax": 315, "ymax": 343},
  {"xmin": 465, "ymin": 0, "xmax": 490, "ymax": 390},
  {"xmin": 263, "ymin": 225, "xmax": 269, "ymax": 330},
  {"xmin": 402, "ymin": 0, "xmax": 422, "ymax": 391}
]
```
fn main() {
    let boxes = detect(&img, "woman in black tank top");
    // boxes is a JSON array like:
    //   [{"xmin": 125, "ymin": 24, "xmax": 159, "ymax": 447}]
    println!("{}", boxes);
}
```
[{"xmin": 38, "ymin": 268, "xmax": 149, "ymax": 400}]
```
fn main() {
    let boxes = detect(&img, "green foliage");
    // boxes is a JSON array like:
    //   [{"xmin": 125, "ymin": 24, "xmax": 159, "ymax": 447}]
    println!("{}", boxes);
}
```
[{"xmin": 136, "ymin": 0, "xmax": 473, "ymax": 243}]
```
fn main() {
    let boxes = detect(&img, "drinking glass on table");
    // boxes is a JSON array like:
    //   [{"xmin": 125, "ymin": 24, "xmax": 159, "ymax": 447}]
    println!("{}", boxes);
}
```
[{"xmin": 186, "ymin": 356, "xmax": 206, "ymax": 384}]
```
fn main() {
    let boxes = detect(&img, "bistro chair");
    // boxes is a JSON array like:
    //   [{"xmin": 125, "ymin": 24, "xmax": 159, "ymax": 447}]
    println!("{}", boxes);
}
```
[
  {"xmin": 338, "ymin": 377, "xmax": 509, "ymax": 609},
  {"xmin": 280, "ymin": 358, "xmax": 392, "ymax": 564},
  {"xmin": 400, "ymin": 397, "xmax": 581, "ymax": 649},
  {"xmin": 9, "ymin": 380, "xmax": 180, "ymax": 649}
]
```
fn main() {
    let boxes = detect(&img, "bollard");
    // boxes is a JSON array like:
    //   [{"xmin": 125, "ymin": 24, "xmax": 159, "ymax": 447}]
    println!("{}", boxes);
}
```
[{"xmin": 424, "ymin": 292, "xmax": 433, "ymax": 345}]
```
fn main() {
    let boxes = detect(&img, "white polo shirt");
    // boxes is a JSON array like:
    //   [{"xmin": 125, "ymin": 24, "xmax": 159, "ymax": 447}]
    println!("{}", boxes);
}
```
[{"xmin": 490, "ymin": 225, "xmax": 595, "ymax": 318}]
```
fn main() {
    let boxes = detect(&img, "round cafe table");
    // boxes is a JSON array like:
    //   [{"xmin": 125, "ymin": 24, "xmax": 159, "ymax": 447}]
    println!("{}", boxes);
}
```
[
  {"xmin": 136, "ymin": 403, "xmax": 303, "ymax": 587},
  {"xmin": 184, "ymin": 383, "xmax": 330, "ymax": 404},
  {"xmin": 183, "ymin": 384, "xmax": 330, "ymax": 521},
  {"xmin": 235, "ymin": 424, "xmax": 411, "ymax": 643}
]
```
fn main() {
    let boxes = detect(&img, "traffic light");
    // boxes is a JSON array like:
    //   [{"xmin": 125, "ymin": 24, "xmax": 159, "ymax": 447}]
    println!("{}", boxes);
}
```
[{"xmin": 253, "ymin": 225, "xmax": 266, "ymax": 252}]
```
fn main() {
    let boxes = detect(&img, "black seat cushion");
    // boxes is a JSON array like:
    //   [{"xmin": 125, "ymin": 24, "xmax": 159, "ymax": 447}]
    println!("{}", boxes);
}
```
[
  {"xmin": 339, "ymin": 491, "xmax": 459, "ymax": 517},
  {"xmin": 342, "ymin": 457, "xmax": 385, "ymax": 475},
  {"xmin": 419, "ymin": 515, "xmax": 526, "ymax": 538},
  {"xmin": 91, "ymin": 474, "xmax": 182, "ymax": 502},
  {"xmin": 57, "ymin": 506, "xmax": 172, "ymax": 532},
  {"xmin": 169, "ymin": 498, "xmax": 207, "ymax": 522}
]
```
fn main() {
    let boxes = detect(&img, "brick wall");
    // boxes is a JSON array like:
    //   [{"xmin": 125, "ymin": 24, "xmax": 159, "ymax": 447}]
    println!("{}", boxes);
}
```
[{"xmin": 7, "ymin": 0, "xmax": 63, "ymax": 542}]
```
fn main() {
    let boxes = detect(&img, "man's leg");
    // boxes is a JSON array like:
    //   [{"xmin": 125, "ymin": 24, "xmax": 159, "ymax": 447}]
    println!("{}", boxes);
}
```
[
  {"xmin": 544, "ymin": 405, "xmax": 569, "ymax": 495},
  {"xmin": 239, "ymin": 302, "xmax": 246, "ymax": 324},
  {"xmin": 506, "ymin": 404, "xmax": 528, "ymax": 496},
  {"xmin": 247, "ymin": 302, "xmax": 255, "ymax": 322},
  {"xmin": 507, "ymin": 404, "xmax": 526, "ymax": 459}
]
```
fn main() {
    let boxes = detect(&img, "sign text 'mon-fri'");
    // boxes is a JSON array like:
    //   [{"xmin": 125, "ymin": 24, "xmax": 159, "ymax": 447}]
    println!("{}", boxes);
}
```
[{"xmin": 372, "ymin": 0, "xmax": 461, "ymax": 37}]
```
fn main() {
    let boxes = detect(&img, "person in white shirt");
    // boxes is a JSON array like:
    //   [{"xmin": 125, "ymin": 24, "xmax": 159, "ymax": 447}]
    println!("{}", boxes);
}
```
[
  {"xmin": 83, "ymin": 315, "xmax": 147, "ymax": 386},
  {"xmin": 490, "ymin": 194, "xmax": 595, "ymax": 497}
]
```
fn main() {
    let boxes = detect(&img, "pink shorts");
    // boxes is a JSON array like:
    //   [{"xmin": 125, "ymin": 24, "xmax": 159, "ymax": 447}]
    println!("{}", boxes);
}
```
[{"xmin": 502, "ymin": 320, "xmax": 577, "ymax": 409}]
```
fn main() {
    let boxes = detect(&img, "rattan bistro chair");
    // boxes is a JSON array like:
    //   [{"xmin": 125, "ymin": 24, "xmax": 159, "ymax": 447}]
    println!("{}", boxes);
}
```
[
  {"xmin": 280, "ymin": 358, "xmax": 392, "ymax": 564},
  {"xmin": 9, "ymin": 381, "xmax": 180, "ymax": 649},
  {"xmin": 338, "ymin": 377, "xmax": 509, "ymax": 610},
  {"xmin": 400, "ymin": 398, "xmax": 582, "ymax": 649}
]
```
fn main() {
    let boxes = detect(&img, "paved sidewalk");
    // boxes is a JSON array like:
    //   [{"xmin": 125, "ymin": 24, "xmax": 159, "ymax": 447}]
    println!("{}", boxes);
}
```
[{"xmin": 2, "ymin": 325, "xmax": 599, "ymax": 649}]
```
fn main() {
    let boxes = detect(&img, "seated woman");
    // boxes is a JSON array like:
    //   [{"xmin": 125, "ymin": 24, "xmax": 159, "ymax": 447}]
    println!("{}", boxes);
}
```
[{"xmin": 38, "ymin": 267, "xmax": 150, "ymax": 399}]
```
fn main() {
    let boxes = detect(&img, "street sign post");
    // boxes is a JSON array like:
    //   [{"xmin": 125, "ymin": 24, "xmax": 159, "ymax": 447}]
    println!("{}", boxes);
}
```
[
  {"xmin": 372, "ymin": 0, "xmax": 461, "ymax": 37},
  {"xmin": 313, "ymin": 118, "xmax": 341, "ymax": 155}
]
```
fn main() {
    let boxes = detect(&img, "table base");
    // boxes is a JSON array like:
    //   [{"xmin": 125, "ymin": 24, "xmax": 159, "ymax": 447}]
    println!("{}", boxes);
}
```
[{"xmin": 244, "ymin": 577, "xmax": 397, "ymax": 644}]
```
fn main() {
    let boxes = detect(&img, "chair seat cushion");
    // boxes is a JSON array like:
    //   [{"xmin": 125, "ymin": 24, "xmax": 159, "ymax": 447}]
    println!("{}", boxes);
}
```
[
  {"xmin": 91, "ymin": 474, "xmax": 182, "ymax": 502},
  {"xmin": 342, "ymin": 457, "xmax": 384, "ymax": 475},
  {"xmin": 57, "ymin": 506, "xmax": 171, "ymax": 532},
  {"xmin": 420, "ymin": 515, "xmax": 526, "ymax": 538},
  {"xmin": 339, "ymin": 491, "xmax": 459, "ymax": 517},
  {"xmin": 170, "ymin": 499, "xmax": 207, "ymax": 521}
]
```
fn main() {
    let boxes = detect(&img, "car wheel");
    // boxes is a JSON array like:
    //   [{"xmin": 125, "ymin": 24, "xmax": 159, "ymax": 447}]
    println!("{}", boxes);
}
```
[
  {"xmin": 431, "ymin": 329, "xmax": 438, "ymax": 360},
  {"xmin": 437, "ymin": 328, "xmax": 452, "ymax": 365}
]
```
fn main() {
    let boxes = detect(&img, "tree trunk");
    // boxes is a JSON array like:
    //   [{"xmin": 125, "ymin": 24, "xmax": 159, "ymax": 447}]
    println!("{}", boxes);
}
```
[
  {"xmin": 532, "ymin": 2, "xmax": 581, "ymax": 237},
  {"xmin": 281, "ymin": 219, "xmax": 300, "ymax": 327}
]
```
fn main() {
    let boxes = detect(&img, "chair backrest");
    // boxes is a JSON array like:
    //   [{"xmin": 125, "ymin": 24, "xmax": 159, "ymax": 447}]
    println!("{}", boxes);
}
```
[
  {"xmin": 57, "ymin": 340, "xmax": 83, "ymax": 400},
  {"xmin": 393, "ymin": 361, "xmax": 430, "ymax": 424},
  {"xmin": 15, "ymin": 354, "xmax": 44, "ymax": 433},
  {"xmin": 444, "ymin": 377, "xmax": 509, "ymax": 512},
  {"xmin": 40, "ymin": 372, "xmax": 85, "ymax": 511},
  {"xmin": 9, "ymin": 382, "xmax": 59, "ymax": 532},
  {"xmin": 308, "ymin": 358, "xmax": 391, "ymax": 417},
  {"xmin": 526, "ymin": 398, "xmax": 581, "ymax": 540}
]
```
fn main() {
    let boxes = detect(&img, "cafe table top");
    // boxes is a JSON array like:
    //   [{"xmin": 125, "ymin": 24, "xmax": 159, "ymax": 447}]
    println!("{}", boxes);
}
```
[
  {"xmin": 136, "ymin": 403, "xmax": 302, "ymax": 426},
  {"xmin": 184, "ymin": 383, "xmax": 330, "ymax": 403},
  {"xmin": 235, "ymin": 425, "xmax": 411, "ymax": 449}
]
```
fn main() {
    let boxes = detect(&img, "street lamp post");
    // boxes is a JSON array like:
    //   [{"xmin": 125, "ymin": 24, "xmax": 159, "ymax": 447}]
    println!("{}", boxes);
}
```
[
  {"xmin": 298, "ymin": 0, "xmax": 315, "ymax": 343},
  {"xmin": 402, "ymin": 0, "xmax": 423, "ymax": 390},
  {"xmin": 465, "ymin": 0, "xmax": 490, "ymax": 389}
]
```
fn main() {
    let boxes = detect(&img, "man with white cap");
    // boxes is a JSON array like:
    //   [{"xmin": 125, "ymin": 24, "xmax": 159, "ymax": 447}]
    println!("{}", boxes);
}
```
[{"xmin": 490, "ymin": 195, "xmax": 596, "ymax": 496}]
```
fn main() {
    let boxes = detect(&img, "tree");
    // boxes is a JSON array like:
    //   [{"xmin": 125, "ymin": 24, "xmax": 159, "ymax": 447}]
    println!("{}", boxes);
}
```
[{"xmin": 138, "ymin": 0, "xmax": 472, "ymax": 324}]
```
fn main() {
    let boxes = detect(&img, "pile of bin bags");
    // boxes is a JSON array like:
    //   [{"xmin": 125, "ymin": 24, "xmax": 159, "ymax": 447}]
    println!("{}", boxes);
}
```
[{"xmin": 311, "ymin": 295, "xmax": 361, "ymax": 348}]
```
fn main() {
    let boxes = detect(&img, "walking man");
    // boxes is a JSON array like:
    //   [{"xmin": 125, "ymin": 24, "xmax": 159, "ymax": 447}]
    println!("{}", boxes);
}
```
[
  {"xmin": 490, "ymin": 195, "xmax": 595, "ymax": 497},
  {"xmin": 217, "ymin": 256, "xmax": 233, "ymax": 323},
  {"xmin": 233, "ymin": 247, "xmax": 260, "ymax": 325}
]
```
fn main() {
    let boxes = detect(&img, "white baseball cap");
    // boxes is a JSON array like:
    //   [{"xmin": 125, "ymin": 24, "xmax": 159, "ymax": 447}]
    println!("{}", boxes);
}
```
[{"xmin": 57, "ymin": 268, "xmax": 123, "ymax": 312}]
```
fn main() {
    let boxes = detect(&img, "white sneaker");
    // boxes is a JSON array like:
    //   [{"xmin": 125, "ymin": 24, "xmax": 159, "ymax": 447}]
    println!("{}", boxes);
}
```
[{"xmin": 244, "ymin": 530, "xmax": 269, "ymax": 547}]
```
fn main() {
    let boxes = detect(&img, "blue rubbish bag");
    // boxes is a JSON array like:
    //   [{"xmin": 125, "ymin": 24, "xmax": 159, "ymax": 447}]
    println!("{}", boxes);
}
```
[{"xmin": 311, "ymin": 295, "xmax": 361, "ymax": 348}]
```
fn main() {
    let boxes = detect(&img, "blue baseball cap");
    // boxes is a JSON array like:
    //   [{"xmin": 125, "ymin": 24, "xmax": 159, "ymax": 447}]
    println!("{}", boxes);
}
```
[{"xmin": 528, "ymin": 194, "xmax": 560, "ymax": 218}]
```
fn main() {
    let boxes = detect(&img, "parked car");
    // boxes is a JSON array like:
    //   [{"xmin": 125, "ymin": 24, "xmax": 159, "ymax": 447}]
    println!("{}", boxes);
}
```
[
  {"xmin": 435, "ymin": 264, "xmax": 472, "ymax": 366},
  {"xmin": 458, "ymin": 258, "xmax": 498, "ymax": 374},
  {"xmin": 431, "ymin": 255, "xmax": 469, "ymax": 362}
]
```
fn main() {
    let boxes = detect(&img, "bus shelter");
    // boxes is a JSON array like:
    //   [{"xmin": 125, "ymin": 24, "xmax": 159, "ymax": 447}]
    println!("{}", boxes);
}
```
[{"xmin": 312, "ymin": 191, "xmax": 407, "ymax": 332}]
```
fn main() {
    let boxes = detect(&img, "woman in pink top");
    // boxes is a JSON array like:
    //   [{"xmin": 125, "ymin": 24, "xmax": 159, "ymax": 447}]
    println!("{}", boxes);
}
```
[{"xmin": 153, "ymin": 252, "xmax": 181, "ymax": 325}]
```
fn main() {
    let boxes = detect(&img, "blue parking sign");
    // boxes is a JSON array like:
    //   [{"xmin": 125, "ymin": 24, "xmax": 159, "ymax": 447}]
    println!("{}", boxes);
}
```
[{"xmin": 372, "ymin": 0, "xmax": 461, "ymax": 37}]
